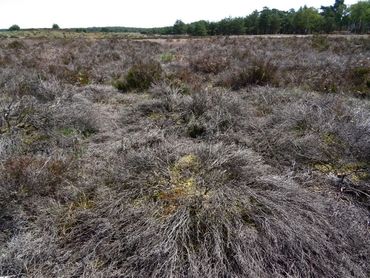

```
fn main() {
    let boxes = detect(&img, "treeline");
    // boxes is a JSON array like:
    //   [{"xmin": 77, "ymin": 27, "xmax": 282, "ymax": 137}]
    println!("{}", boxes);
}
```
[
  {"xmin": 4, "ymin": 0, "xmax": 369, "ymax": 35},
  {"xmin": 164, "ymin": 0, "xmax": 370, "ymax": 35},
  {"xmin": 69, "ymin": 0, "xmax": 369, "ymax": 35},
  {"xmin": 69, "ymin": 26, "xmax": 150, "ymax": 33}
]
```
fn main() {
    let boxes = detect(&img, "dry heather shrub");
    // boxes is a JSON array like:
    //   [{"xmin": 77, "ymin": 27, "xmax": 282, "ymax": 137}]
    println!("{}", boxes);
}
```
[
  {"xmin": 0, "ymin": 69, "xmax": 61, "ymax": 102},
  {"xmin": 0, "ymin": 81, "xmax": 97, "ymax": 152},
  {"xmin": 189, "ymin": 54, "xmax": 229, "ymax": 74},
  {"xmin": 0, "ymin": 89, "xmax": 61, "ymax": 154},
  {"xmin": 309, "ymin": 72, "xmax": 342, "ymax": 93},
  {"xmin": 48, "ymin": 65, "xmax": 90, "ymax": 86},
  {"xmin": 0, "ymin": 134, "xmax": 20, "ymax": 160},
  {"xmin": 7, "ymin": 40, "xmax": 25, "ymax": 50},
  {"xmin": 185, "ymin": 91, "xmax": 242, "ymax": 138},
  {"xmin": 0, "ymin": 152, "xmax": 77, "ymax": 255},
  {"xmin": 257, "ymin": 91, "xmax": 370, "ymax": 164},
  {"xmin": 146, "ymin": 83, "xmax": 243, "ymax": 138},
  {"xmin": 3, "ymin": 141, "xmax": 368, "ymax": 277},
  {"xmin": 0, "ymin": 232, "xmax": 61, "ymax": 277},
  {"xmin": 311, "ymin": 35, "xmax": 330, "ymax": 52},
  {"xmin": 0, "ymin": 94, "xmax": 37, "ymax": 133},
  {"xmin": 52, "ymin": 100, "xmax": 99, "ymax": 138},
  {"xmin": 247, "ymin": 89, "xmax": 370, "ymax": 207},
  {"xmin": 0, "ymin": 54, "xmax": 13, "ymax": 67},
  {"xmin": 166, "ymin": 66, "xmax": 203, "ymax": 92},
  {"xmin": 1, "ymin": 155, "xmax": 72, "ymax": 197},
  {"xmin": 218, "ymin": 59, "xmax": 278, "ymax": 89}
]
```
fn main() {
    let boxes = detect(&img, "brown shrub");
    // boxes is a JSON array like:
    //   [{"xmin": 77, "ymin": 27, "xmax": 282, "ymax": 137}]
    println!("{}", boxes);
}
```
[
  {"xmin": 218, "ymin": 59, "xmax": 278, "ymax": 89},
  {"xmin": 7, "ymin": 40, "xmax": 25, "ymax": 50},
  {"xmin": 190, "ymin": 54, "xmax": 229, "ymax": 74},
  {"xmin": 2, "ymin": 155, "xmax": 70, "ymax": 197},
  {"xmin": 48, "ymin": 65, "xmax": 90, "ymax": 85}
]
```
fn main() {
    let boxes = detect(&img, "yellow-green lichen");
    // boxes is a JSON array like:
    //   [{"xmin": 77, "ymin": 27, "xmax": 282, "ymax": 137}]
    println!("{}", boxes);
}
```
[
  {"xmin": 155, "ymin": 154, "xmax": 212, "ymax": 216},
  {"xmin": 321, "ymin": 132, "xmax": 344, "ymax": 147},
  {"xmin": 148, "ymin": 112, "xmax": 165, "ymax": 121},
  {"xmin": 59, "ymin": 194, "xmax": 95, "ymax": 236},
  {"xmin": 314, "ymin": 162, "xmax": 369, "ymax": 182},
  {"xmin": 22, "ymin": 130, "xmax": 49, "ymax": 145},
  {"xmin": 59, "ymin": 127, "xmax": 78, "ymax": 137},
  {"xmin": 172, "ymin": 154, "xmax": 200, "ymax": 174}
]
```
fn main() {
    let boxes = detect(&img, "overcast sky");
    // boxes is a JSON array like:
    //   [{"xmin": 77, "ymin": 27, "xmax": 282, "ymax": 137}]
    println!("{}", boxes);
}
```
[{"xmin": 0, "ymin": 0, "xmax": 359, "ymax": 29}]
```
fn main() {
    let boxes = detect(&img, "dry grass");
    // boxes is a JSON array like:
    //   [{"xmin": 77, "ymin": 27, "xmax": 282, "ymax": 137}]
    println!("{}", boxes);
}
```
[{"xmin": 0, "ymin": 35, "xmax": 369, "ymax": 277}]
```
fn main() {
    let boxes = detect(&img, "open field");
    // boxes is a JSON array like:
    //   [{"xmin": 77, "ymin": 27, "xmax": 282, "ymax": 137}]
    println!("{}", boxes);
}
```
[
  {"xmin": 1, "ymin": 29, "xmax": 369, "ymax": 40},
  {"xmin": 0, "ymin": 35, "xmax": 369, "ymax": 277},
  {"xmin": 0, "ymin": 30, "xmax": 149, "ymax": 40}
]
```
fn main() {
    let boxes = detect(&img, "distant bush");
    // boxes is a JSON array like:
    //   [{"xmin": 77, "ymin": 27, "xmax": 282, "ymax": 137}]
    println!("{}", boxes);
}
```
[
  {"xmin": 8, "ymin": 25, "xmax": 20, "ymax": 31},
  {"xmin": 113, "ymin": 61, "xmax": 162, "ymax": 92},
  {"xmin": 52, "ymin": 24, "xmax": 60, "ymax": 30}
]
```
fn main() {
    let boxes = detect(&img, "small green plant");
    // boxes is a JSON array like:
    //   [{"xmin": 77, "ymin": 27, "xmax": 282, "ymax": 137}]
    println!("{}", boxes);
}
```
[
  {"xmin": 113, "ymin": 61, "xmax": 162, "ymax": 92},
  {"xmin": 160, "ymin": 52, "xmax": 174, "ymax": 63},
  {"xmin": 81, "ymin": 126, "xmax": 97, "ymax": 138},
  {"xmin": 351, "ymin": 67, "xmax": 370, "ymax": 84},
  {"xmin": 77, "ymin": 71, "xmax": 90, "ymax": 85},
  {"xmin": 187, "ymin": 121, "xmax": 206, "ymax": 138},
  {"xmin": 292, "ymin": 119, "xmax": 310, "ymax": 136},
  {"xmin": 60, "ymin": 127, "xmax": 78, "ymax": 137}
]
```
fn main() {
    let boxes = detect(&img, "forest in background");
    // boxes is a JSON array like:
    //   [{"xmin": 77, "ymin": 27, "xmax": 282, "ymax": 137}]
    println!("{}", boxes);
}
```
[
  {"xmin": 165, "ymin": 0, "xmax": 370, "ymax": 35},
  {"xmin": 2, "ymin": 0, "xmax": 369, "ymax": 35}
]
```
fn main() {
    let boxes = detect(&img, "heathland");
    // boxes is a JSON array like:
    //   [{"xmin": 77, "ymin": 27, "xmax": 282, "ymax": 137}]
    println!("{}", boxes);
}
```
[{"xmin": 0, "ymin": 34, "xmax": 369, "ymax": 277}]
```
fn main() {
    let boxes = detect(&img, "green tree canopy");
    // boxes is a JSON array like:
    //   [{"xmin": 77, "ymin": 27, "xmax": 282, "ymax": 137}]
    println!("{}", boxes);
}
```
[
  {"xmin": 8, "ymin": 24, "xmax": 20, "ymax": 31},
  {"xmin": 86, "ymin": 0, "xmax": 370, "ymax": 36},
  {"xmin": 294, "ymin": 6, "xmax": 323, "ymax": 34},
  {"xmin": 216, "ymin": 17, "xmax": 245, "ymax": 35},
  {"xmin": 320, "ymin": 0, "xmax": 347, "ymax": 31},
  {"xmin": 244, "ymin": 10, "xmax": 259, "ymax": 34},
  {"xmin": 349, "ymin": 0, "xmax": 370, "ymax": 33},
  {"xmin": 173, "ymin": 20, "xmax": 186, "ymax": 34},
  {"xmin": 188, "ymin": 21, "xmax": 208, "ymax": 36},
  {"xmin": 258, "ymin": 8, "xmax": 285, "ymax": 34}
]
